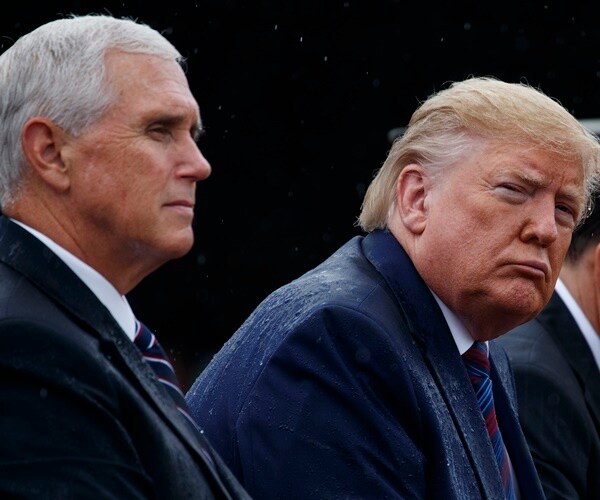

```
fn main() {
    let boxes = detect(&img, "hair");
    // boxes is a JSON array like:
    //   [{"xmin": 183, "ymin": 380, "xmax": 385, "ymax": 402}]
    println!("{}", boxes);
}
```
[
  {"xmin": 358, "ymin": 76, "xmax": 600, "ymax": 232},
  {"xmin": 0, "ymin": 14, "xmax": 183, "ymax": 207},
  {"xmin": 565, "ymin": 189, "xmax": 600, "ymax": 262}
]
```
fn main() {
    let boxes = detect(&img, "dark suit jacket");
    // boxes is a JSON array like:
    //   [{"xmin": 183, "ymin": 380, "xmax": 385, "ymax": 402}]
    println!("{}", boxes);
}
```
[
  {"xmin": 0, "ymin": 217, "xmax": 250, "ymax": 499},
  {"xmin": 186, "ymin": 230, "xmax": 544, "ymax": 499},
  {"xmin": 498, "ymin": 292, "xmax": 600, "ymax": 499}
]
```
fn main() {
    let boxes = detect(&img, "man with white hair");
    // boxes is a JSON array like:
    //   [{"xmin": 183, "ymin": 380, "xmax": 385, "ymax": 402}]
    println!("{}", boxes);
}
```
[
  {"xmin": 187, "ymin": 77, "xmax": 600, "ymax": 499},
  {"xmin": 0, "ymin": 14, "xmax": 250, "ymax": 499}
]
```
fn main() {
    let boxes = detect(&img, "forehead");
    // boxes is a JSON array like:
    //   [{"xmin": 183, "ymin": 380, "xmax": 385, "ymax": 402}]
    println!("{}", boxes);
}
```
[
  {"xmin": 104, "ymin": 50, "xmax": 199, "ymax": 118},
  {"xmin": 475, "ymin": 142, "xmax": 584, "ymax": 190}
]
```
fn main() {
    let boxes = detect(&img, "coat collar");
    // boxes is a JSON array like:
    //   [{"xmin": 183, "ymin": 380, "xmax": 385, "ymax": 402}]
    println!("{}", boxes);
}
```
[
  {"xmin": 539, "ymin": 292, "xmax": 600, "ymax": 430},
  {"xmin": 362, "ymin": 229, "xmax": 543, "ymax": 499},
  {"xmin": 0, "ymin": 216, "xmax": 224, "ymax": 484}
]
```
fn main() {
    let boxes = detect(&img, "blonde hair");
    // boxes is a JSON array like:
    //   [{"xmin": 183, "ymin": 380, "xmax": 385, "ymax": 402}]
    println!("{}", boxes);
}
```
[{"xmin": 358, "ymin": 77, "xmax": 600, "ymax": 231}]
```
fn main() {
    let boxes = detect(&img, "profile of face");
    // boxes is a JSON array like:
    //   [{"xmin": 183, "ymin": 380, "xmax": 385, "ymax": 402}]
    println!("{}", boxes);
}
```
[
  {"xmin": 406, "ymin": 141, "xmax": 585, "ymax": 340},
  {"xmin": 62, "ymin": 50, "xmax": 211, "ymax": 271}
]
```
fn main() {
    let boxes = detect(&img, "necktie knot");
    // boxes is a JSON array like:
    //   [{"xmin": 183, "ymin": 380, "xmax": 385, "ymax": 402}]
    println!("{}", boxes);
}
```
[{"xmin": 462, "ymin": 341, "xmax": 491, "ymax": 388}]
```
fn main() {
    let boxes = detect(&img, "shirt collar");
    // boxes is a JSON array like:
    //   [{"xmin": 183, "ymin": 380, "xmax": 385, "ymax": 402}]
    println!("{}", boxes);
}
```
[
  {"xmin": 10, "ymin": 219, "xmax": 137, "ymax": 341},
  {"xmin": 554, "ymin": 277, "xmax": 600, "ymax": 371},
  {"xmin": 430, "ymin": 289, "xmax": 477, "ymax": 355}
]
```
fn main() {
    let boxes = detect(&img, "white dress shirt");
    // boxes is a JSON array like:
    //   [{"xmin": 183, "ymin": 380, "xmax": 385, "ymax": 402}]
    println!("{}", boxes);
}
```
[
  {"xmin": 11, "ymin": 219, "xmax": 137, "ymax": 341},
  {"xmin": 431, "ymin": 290, "xmax": 477, "ymax": 354},
  {"xmin": 555, "ymin": 277, "xmax": 600, "ymax": 371}
]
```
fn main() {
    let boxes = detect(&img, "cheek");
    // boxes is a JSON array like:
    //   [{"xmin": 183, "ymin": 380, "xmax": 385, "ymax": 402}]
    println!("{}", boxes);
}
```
[{"xmin": 548, "ymin": 241, "xmax": 571, "ymax": 278}]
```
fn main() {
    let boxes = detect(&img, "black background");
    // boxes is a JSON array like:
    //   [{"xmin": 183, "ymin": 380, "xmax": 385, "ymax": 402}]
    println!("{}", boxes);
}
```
[{"xmin": 3, "ymin": 0, "xmax": 600, "ymax": 388}]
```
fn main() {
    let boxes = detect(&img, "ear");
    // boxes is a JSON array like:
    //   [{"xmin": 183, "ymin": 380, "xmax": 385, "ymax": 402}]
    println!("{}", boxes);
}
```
[
  {"xmin": 395, "ymin": 164, "xmax": 430, "ymax": 235},
  {"xmin": 21, "ymin": 117, "xmax": 70, "ymax": 192}
]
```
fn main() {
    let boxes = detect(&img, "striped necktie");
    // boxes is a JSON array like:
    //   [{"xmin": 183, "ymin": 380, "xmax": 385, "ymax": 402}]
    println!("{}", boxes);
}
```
[
  {"xmin": 133, "ymin": 320, "xmax": 215, "ymax": 467},
  {"xmin": 463, "ymin": 341, "xmax": 516, "ymax": 500}
]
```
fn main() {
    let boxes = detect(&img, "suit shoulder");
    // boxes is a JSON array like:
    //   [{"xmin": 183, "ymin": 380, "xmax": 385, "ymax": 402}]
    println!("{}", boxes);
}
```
[
  {"xmin": 497, "ymin": 319, "xmax": 559, "ymax": 367},
  {"xmin": 497, "ymin": 320, "xmax": 582, "ymax": 407},
  {"xmin": 260, "ymin": 235, "xmax": 392, "ymax": 316},
  {"xmin": 187, "ymin": 237, "xmax": 413, "ymax": 414},
  {"xmin": 219, "ymin": 237, "xmax": 403, "ymax": 359}
]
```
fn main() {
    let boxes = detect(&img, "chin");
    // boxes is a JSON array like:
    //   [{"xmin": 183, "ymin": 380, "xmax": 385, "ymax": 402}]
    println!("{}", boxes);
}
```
[
  {"xmin": 173, "ymin": 241, "xmax": 194, "ymax": 259},
  {"xmin": 159, "ymin": 233, "xmax": 195, "ymax": 260},
  {"xmin": 499, "ymin": 298, "xmax": 546, "ymax": 330},
  {"xmin": 478, "ymin": 287, "xmax": 546, "ymax": 336}
]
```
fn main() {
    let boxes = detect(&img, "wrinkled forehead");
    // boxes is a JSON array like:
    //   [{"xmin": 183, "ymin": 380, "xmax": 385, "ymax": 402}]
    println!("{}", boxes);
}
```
[{"xmin": 482, "ymin": 139, "xmax": 587, "ymax": 209}]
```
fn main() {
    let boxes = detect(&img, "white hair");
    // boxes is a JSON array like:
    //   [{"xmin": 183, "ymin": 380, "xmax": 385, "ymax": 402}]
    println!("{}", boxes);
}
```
[{"xmin": 0, "ymin": 14, "xmax": 182, "ymax": 206}]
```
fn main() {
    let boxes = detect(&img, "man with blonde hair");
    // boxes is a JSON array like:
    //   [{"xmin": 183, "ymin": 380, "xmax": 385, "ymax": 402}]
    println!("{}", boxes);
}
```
[{"xmin": 187, "ymin": 77, "xmax": 600, "ymax": 499}]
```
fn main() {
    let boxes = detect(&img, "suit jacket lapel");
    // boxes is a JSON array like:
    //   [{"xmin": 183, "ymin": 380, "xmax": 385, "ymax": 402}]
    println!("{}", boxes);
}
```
[
  {"xmin": 362, "ymin": 230, "xmax": 504, "ymax": 499},
  {"xmin": 539, "ymin": 292, "xmax": 600, "ymax": 430},
  {"xmin": 0, "ymin": 217, "xmax": 219, "ymax": 475}
]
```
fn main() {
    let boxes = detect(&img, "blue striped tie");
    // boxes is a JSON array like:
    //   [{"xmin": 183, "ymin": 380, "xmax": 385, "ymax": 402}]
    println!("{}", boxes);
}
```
[
  {"xmin": 134, "ymin": 320, "xmax": 215, "ymax": 467},
  {"xmin": 463, "ymin": 341, "xmax": 516, "ymax": 500}
]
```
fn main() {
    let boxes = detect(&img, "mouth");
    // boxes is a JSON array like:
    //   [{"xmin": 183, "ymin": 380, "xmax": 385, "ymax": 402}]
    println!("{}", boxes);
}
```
[
  {"xmin": 164, "ymin": 200, "xmax": 195, "ymax": 215},
  {"xmin": 165, "ymin": 199, "xmax": 194, "ymax": 208},
  {"xmin": 510, "ymin": 260, "xmax": 549, "ymax": 279}
]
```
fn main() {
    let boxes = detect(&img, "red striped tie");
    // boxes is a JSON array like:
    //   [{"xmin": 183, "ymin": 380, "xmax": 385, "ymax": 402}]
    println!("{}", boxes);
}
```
[
  {"xmin": 134, "ymin": 320, "xmax": 215, "ymax": 467},
  {"xmin": 463, "ymin": 341, "xmax": 516, "ymax": 499}
]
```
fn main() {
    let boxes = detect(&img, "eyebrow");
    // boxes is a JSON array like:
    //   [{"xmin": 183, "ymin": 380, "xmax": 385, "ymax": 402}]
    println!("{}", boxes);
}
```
[{"xmin": 515, "ymin": 170, "xmax": 585, "ymax": 212}]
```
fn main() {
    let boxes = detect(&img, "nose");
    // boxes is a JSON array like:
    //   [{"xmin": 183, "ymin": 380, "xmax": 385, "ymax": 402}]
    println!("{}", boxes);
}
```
[
  {"xmin": 179, "ymin": 137, "xmax": 212, "ymax": 182},
  {"xmin": 520, "ymin": 198, "xmax": 559, "ymax": 247},
  {"xmin": 192, "ymin": 147, "xmax": 212, "ymax": 182}
]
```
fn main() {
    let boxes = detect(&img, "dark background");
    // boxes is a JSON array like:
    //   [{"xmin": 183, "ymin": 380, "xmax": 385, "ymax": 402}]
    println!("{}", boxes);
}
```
[{"xmin": 3, "ymin": 0, "xmax": 600, "ymax": 389}]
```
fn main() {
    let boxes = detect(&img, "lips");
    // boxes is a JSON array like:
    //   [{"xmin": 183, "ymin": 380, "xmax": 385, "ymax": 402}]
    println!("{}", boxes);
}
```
[
  {"xmin": 165, "ymin": 199, "xmax": 194, "ymax": 209},
  {"xmin": 511, "ymin": 260, "xmax": 550, "ymax": 279}
]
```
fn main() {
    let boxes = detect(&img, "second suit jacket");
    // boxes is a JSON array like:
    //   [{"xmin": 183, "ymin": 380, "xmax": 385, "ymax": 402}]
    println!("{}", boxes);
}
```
[
  {"xmin": 499, "ymin": 292, "xmax": 600, "ymax": 499},
  {"xmin": 0, "ymin": 217, "xmax": 250, "ymax": 499},
  {"xmin": 186, "ymin": 229, "xmax": 544, "ymax": 499}
]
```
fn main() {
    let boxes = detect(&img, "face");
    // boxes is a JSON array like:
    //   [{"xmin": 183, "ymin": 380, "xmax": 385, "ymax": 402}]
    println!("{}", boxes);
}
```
[
  {"xmin": 62, "ymin": 51, "xmax": 211, "ymax": 276},
  {"xmin": 415, "ymin": 141, "xmax": 585, "ymax": 339}
]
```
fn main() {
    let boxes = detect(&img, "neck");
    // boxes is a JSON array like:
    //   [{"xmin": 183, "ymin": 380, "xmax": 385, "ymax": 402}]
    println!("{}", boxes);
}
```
[{"xmin": 6, "ymin": 204, "xmax": 154, "ymax": 295}]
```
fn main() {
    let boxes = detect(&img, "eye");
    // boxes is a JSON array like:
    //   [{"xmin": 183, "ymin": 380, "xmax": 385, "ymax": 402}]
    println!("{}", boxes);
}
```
[
  {"xmin": 495, "ymin": 183, "xmax": 528, "ymax": 202},
  {"xmin": 498, "ymin": 183, "xmax": 521, "ymax": 193},
  {"xmin": 556, "ymin": 204, "xmax": 572, "ymax": 214},
  {"xmin": 555, "ymin": 203, "xmax": 577, "ymax": 227},
  {"xmin": 148, "ymin": 126, "xmax": 172, "ymax": 139}
]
